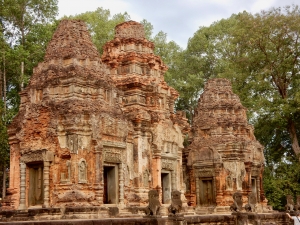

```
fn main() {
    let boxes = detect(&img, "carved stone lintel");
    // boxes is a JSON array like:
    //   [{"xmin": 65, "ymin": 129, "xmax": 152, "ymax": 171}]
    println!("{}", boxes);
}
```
[
  {"xmin": 162, "ymin": 158, "xmax": 175, "ymax": 170},
  {"xmin": 196, "ymin": 168, "xmax": 214, "ymax": 177},
  {"xmin": 104, "ymin": 152, "xmax": 121, "ymax": 163},
  {"xmin": 21, "ymin": 149, "xmax": 54, "ymax": 164}
]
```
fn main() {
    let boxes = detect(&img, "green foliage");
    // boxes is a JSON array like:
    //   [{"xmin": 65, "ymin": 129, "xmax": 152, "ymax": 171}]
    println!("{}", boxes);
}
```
[
  {"xmin": 0, "ymin": 101, "xmax": 9, "ymax": 161},
  {"xmin": 263, "ymin": 158, "xmax": 300, "ymax": 210},
  {"xmin": 0, "ymin": 0, "xmax": 59, "ymax": 194},
  {"xmin": 140, "ymin": 19, "xmax": 153, "ymax": 40},
  {"xmin": 0, "ymin": 0, "xmax": 58, "ymax": 45},
  {"xmin": 0, "ymin": 0, "xmax": 59, "ymax": 110},
  {"xmin": 175, "ymin": 5, "xmax": 300, "ymax": 159},
  {"xmin": 169, "ymin": 4, "xmax": 300, "ymax": 209}
]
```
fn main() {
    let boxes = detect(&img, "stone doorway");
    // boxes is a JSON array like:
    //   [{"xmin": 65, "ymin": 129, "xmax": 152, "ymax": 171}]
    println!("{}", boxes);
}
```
[
  {"xmin": 103, "ymin": 166, "xmax": 118, "ymax": 204},
  {"xmin": 161, "ymin": 172, "xmax": 171, "ymax": 204},
  {"xmin": 199, "ymin": 178, "xmax": 215, "ymax": 206},
  {"xmin": 28, "ymin": 163, "xmax": 44, "ymax": 207}
]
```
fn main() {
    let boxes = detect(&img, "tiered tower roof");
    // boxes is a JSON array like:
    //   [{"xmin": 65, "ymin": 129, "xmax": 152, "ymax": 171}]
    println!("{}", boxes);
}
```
[{"xmin": 188, "ymin": 78, "xmax": 263, "ymax": 163}]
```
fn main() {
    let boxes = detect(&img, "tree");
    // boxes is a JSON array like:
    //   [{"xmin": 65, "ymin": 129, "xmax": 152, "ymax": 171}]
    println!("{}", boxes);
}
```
[
  {"xmin": 140, "ymin": 19, "xmax": 153, "ymax": 40},
  {"xmin": 178, "ymin": 5, "xmax": 300, "ymax": 160},
  {"xmin": 171, "ymin": 5, "xmax": 300, "ymax": 209},
  {"xmin": 0, "ymin": 0, "xmax": 58, "ymax": 91},
  {"xmin": 167, "ymin": 17, "xmax": 239, "ymax": 121},
  {"xmin": 0, "ymin": 0, "xmax": 58, "ymax": 198},
  {"xmin": 231, "ymin": 6, "xmax": 300, "ymax": 159},
  {"xmin": 1, "ymin": 0, "xmax": 58, "ymax": 45},
  {"xmin": 0, "ymin": 23, "xmax": 9, "ymax": 199}
]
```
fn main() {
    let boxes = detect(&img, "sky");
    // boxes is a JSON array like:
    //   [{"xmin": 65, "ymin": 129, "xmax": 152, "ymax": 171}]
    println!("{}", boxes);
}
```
[{"xmin": 58, "ymin": 0, "xmax": 297, "ymax": 49}]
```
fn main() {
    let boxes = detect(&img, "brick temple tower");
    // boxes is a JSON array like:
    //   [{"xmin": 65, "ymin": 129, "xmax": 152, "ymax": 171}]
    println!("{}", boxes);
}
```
[
  {"xmin": 4, "ymin": 20, "xmax": 188, "ymax": 212},
  {"xmin": 6, "ymin": 20, "xmax": 129, "ymax": 209},
  {"xmin": 102, "ymin": 21, "xmax": 189, "ymax": 205},
  {"xmin": 184, "ymin": 78, "xmax": 266, "ymax": 213}
]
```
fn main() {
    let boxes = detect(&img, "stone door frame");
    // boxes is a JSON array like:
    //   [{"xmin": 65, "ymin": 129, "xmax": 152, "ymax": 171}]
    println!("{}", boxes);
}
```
[
  {"xmin": 195, "ymin": 167, "xmax": 216, "ymax": 207},
  {"xmin": 18, "ymin": 149, "xmax": 54, "ymax": 210},
  {"xmin": 103, "ymin": 163, "xmax": 119, "ymax": 204},
  {"xmin": 102, "ymin": 141, "xmax": 126, "ymax": 206}
]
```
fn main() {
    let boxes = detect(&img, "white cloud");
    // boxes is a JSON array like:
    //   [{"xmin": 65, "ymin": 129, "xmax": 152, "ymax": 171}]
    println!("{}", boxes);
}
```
[
  {"xmin": 250, "ymin": 0, "xmax": 277, "ymax": 12},
  {"xmin": 57, "ymin": 0, "xmax": 298, "ymax": 49},
  {"xmin": 58, "ymin": 0, "xmax": 130, "ymax": 17}
]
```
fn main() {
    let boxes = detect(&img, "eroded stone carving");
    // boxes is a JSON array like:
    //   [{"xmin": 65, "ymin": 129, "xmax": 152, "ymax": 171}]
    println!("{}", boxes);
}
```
[
  {"xmin": 61, "ymin": 160, "xmax": 71, "ymax": 183},
  {"xmin": 161, "ymin": 158, "xmax": 175, "ymax": 170},
  {"xmin": 143, "ymin": 170, "xmax": 150, "ymax": 187},
  {"xmin": 245, "ymin": 192, "xmax": 257, "ymax": 212},
  {"xmin": 226, "ymin": 174, "xmax": 233, "ymax": 190},
  {"xmin": 78, "ymin": 159, "xmax": 87, "ymax": 183},
  {"xmin": 230, "ymin": 192, "xmax": 243, "ymax": 212},
  {"xmin": 20, "ymin": 149, "xmax": 54, "ymax": 163},
  {"xmin": 168, "ymin": 190, "xmax": 182, "ymax": 215},
  {"xmin": 295, "ymin": 196, "xmax": 300, "ymax": 211},
  {"xmin": 285, "ymin": 195, "xmax": 294, "ymax": 211},
  {"xmin": 145, "ymin": 190, "xmax": 160, "ymax": 216}
]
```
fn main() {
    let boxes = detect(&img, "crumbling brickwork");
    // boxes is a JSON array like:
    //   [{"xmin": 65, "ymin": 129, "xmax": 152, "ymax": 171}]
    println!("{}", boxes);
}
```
[
  {"xmin": 5, "ymin": 20, "xmax": 188, "ymax": 211},
  {"xmin": 183, "ymin": 78, "xmax": 266, "ymax": 212},
  {"xmin": 4, "ymin": 20, "xmax": 267, "ymax": 218}
]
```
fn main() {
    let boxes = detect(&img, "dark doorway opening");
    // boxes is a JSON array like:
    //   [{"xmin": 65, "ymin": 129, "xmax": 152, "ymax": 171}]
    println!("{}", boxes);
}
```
[
  {"xmin": 103, "ymin": 166, "xmax": 118, "ymax": 204},
  {"xmin": 28, "ymin": 163, "xmax": 44, "ymax": 207},
  {"xmin": 161, "ymin": 172, "xmax": 171, "ymax": 204}
]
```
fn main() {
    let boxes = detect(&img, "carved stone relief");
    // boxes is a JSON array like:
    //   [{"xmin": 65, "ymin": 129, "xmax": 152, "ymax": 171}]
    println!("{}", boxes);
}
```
[
  {"xmin": 161, "ymin": 158, "xmax": 175, "ymax": 170},
  {"xmin": 226, "ymin": 174, "xmax": 233, "ymax": 190},
  {"xmin": 67, "ymin": 134, "xmax": 78, "ymax": 154},
  {"xmin": 61, "ymin": 160, "xmax": 71, "ymax": 183},
  {"xmin": 78, "ymin": 159, "xmax": 87, "ymax": 183},
  {"xmin": 103, "ymin": 147, "xmax": 123, "ymax": 163},
  {"xmin": 143, "ymin": 169, "xmax": 150, "ymax": 187}
]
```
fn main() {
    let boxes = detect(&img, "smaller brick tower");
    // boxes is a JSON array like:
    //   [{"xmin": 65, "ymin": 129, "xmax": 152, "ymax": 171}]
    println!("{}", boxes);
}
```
[{"xmin": 184, "ymin": 78, "xmax": 266, "ymax": 213}]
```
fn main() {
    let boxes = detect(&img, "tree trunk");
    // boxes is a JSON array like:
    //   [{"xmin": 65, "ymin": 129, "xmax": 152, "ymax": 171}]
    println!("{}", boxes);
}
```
[
  {"xmin": 2, "ymin": 164, "xmax": 6, "ymax": 198},
  {"xmin": 2, "ymin": 53, "xmax": 7, "ymax": 199},
  {"xmin": 21, "ymin": 61, "xmax": 24, "ymax": 91},
  {"xmin": 3, "ymin": 53, "xmax": 6, "ymax": 112},
  {"xmin": 287, "ymin": 119, "xmax": 300, "ymax": 159},
  {"xmin": 0, "ymin": 67, "xmax": 2, "ymax": 101}
]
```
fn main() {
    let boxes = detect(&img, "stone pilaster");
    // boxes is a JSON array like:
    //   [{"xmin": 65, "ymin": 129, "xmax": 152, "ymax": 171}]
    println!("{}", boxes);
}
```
[
  {"xmin": 196, "ymin": 178, "xmax": 200, "ymax": 206},
  {"xmin": 171, "ymin": 170, "xmax": 176, "ymax": 191},
  {"xmin": 119, "ymin": 163, "xmax": 124, "ymax": 206},
  {"xmin": 256, "ymin": 177, "xmax": 260, "ymax": 203},
  {"xmin": 18, "ymin": 162, "xmax": 26, "ymax": 210},
  {"xmin": 95, "ymin": 144, "xmax": 102, "ymax": 203},
  {"xmin": 43, "ymin": 161, "xmax": 50, "ymax": 208}
]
